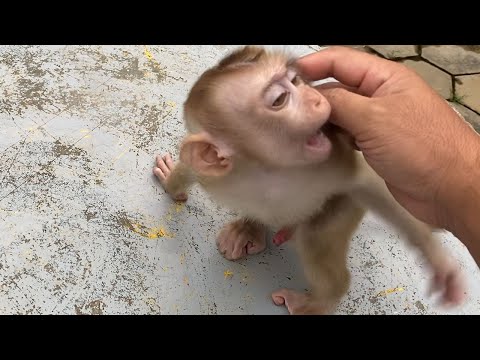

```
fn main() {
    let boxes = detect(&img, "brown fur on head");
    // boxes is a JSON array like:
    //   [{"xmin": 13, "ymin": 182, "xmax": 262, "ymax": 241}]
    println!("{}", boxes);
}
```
[
  {"xmin": 180, "ymin": 45, "xmax": 333, "ymax": 177},
  {"xmin": 184, "ymin": 46, "xmax": 287, "ymax": 133}
]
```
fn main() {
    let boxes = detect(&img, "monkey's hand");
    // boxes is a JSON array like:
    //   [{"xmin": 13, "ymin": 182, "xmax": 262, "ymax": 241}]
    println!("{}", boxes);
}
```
[
  {"xmin": 429, "ymin": 258, "xmax": 466, "ymax": 307},
  {"xmin": 153, "ymin": 153, "xmax": 189, "ymax": 202},
  {"xmin": 216, "ymin": 219, "xmax": 267, "ymax": 260}
]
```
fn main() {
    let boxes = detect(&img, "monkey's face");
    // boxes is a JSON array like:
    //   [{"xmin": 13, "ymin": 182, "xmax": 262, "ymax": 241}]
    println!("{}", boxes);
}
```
[{"xmin": 220, "ymin": 62, "xmax": 333, "ymax": 167}]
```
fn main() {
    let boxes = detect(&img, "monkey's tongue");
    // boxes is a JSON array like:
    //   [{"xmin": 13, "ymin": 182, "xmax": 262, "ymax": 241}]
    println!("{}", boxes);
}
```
[{"xmin": 306, "ymin": 131, "xmax": 326, "ymax": 147}]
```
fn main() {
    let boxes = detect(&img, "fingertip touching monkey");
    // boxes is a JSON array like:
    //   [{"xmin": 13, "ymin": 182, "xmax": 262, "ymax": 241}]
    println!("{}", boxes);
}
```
[{"xmin": 153, "ymin": 45, "xmax": 466, "ymax": 314}]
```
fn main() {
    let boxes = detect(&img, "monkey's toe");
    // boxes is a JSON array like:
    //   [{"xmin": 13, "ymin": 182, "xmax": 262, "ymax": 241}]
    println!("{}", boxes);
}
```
[
  {"xmin": 216, "ymin": 220, "xmax": 267, "ymax": 260},
  {"xmin": 271, "ymin": 289, "xmax": 309, "ymax": 314},
  {"xmin": 272, "ymin": 292, "xmax": 286, "ymax": 306},
  {"xmin": 271, "ymin": 289, "xmax": 331, "ymax": 315},
  {"xmin": 246, "ymin": 241, "xmax": 265, "ymax": 255}
]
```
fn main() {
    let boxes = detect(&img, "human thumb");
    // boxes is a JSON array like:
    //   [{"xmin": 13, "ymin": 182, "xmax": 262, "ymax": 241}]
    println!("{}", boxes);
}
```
[{"xmin": 317, "ymin": 85, "xmax": 374, "ymax": 138}]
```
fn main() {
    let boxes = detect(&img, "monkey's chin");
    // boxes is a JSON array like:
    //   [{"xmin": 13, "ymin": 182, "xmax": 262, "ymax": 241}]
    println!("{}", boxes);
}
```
[{"xmin": 305, "ymin": 131, "xmax": 332, "ymax": 159}]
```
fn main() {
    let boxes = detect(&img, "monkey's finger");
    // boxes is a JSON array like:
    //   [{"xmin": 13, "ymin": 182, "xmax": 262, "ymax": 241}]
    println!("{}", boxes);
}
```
[
  {"xmin": 246, "ymin": 240, "xmax": 265, "ymax": 255},
  {"xmin": 296, "ymin": 46, "xmax": 400, "ymax": 96},
  {"xmin": 272, "ymin": 293, "xmax": 286, "ymax": 306},
  {"xmin": 164, "ymin": 153, "xmax": 175, "ymax": 170},
  {"xmin": 153, "ymin": 167, "xmax": 166, "ymax": 180},
  {"xmin": 444, "ymin": 272, "xmax": 466, "ymax": 306},
  {"xmin": 156, "ymin": 155, "xmax": 166, "ymax": 168},
  {"xmin": 217, "ymin": 234, "xmax": 237, "ymax": 259},
  {"xmin": 231, "ymin": 239, "xmax": 247, "ymax": 259},
  {"xmin": 158, "ymin": 157, "xmax": 172, "ymax": 176}
]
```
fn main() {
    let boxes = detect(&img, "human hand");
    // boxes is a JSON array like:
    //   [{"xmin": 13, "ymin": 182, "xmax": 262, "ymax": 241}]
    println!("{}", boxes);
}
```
[{"xmin": 296, "ymin": 46, "xmax": 480, "ymax": 229}]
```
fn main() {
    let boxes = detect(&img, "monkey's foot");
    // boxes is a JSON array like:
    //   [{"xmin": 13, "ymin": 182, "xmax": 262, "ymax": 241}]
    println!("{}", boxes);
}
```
[
  {"xmin": 271, "ymin": 289, "xmax": 332, "ymax": 315},
  {"xmin": 216, "ymin": 219, "xmax": 267, "ymax": 260},
  {"xmin": 272, "ymin": 226, "xmax": 295, "ymax": 246},
  {"xmin": 429, "ymin": 260, "xmax": 467, "ymax": 307},
  {"xmin": 153, "ymin": 153, "xmax": 188, "ymax": 202}
]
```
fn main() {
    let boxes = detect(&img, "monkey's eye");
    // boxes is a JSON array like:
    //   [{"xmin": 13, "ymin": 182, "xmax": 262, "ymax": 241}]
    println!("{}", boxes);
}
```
[
  {"xmin": 291, "ymin": 75, "xmax": 301, "ymax": 86},
  {"xmin": 287, "ymin": 69, "xmax": 301, "ymax": 86},
  {"xmin": 272, "ymin": 91, "xmax": 288, "ymax": 108}
]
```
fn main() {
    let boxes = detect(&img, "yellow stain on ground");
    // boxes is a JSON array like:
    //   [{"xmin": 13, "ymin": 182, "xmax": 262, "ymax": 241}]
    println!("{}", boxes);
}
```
[
  {"xmin": 112, "ymin": 147, "xmax": 130, "ymax": 163},
  {"xmin": 0, "ymin": 208, "xmax": 15, "ymax": 214},
  {"xmin": 183, "ymin": 276, "xmax": 189, "ymax": 286},
  {"xmin": 144, "ymin": 46, "xmax": 154, "ymax": 60},
  {"xmin": 166, "ymin": 100, "xmax": 176, "ymax": 108},
  {"xmin": 179, "ymin": 254, "xmax": 185, "ymax": 265},
  {"xmin": 162, "ymin": 266, "xmax": 168, "ymax": 272},
  {"xmin": 80, "ymin": 129, "xmax": 92, "ymax": 139},
  {"xmin": 164, "ymin": 201, "xmax": 185, "ymax": 222},
  {"xmin": 143, "ymin": 46, "xmax": 164, "ymax": 72},
  {"xmin": 180, "ymin": 53, "xmax": 192, "ymax": 63},
  {"xmin": 376, "ymin": 287, "xmax": 405, "ymax": 297},
  {"xmin": 130, "ymin": 222, "xmax": 174, "ymax": 239},
  {"xmin": 224, "ymin": 270, "xmax": 233, "ymax": 279},
  {"xmin": 175, "ymin": 201, "xmax": 185, "ymax": 213},
  {"xmin": 147, "ymin": 226, "xmax": 173, "ymax": 239}
]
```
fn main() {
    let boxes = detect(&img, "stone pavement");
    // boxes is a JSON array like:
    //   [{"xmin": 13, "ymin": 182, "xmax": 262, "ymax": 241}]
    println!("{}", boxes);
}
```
[{"xmin": 345, "ymin": 45, "xmax": 480, "ymax": 132}]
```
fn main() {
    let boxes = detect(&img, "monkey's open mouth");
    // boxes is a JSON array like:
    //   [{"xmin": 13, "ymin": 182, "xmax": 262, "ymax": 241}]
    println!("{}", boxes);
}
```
[
  {"xmin": 305, "ymin": 123, "xmax": 331, "ymax": 151},
  {"xmin": 306, "ymin": 130, "xmax": 327, "ymax": 147},
  {"xmin": 307, "ymin": 126, "xmax": 327, "ymax": 147}
]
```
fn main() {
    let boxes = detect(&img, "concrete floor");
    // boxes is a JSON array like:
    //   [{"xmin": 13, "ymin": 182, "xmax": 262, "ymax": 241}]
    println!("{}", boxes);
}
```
[{"xmin": 1, "ymin": 45, "xmax": 479, "ymax": 315}]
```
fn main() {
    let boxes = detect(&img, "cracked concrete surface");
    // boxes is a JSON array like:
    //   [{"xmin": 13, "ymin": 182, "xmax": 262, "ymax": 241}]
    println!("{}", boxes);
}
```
[{"xmin": 1, "ymin": 45, "xmax": 480, "ymax": 315}]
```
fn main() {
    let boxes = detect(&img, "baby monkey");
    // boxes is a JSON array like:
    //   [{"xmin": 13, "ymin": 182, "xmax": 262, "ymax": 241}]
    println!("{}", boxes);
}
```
[{"xmin": 153, "ymin": 46, "xmax": 465, "ymax": 314}]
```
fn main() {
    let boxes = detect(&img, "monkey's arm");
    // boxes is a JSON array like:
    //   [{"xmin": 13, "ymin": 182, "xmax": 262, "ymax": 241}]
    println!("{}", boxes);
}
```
[
  {"xmin": 351, "ymin": 164, "xmax": 466, "ymax": 306},
  {"xmin": 153, "ymin": 154, "xmax": 195, "ymax": 201}
]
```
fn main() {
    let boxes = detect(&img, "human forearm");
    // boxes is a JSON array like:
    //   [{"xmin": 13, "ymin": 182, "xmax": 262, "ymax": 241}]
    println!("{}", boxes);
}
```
[{"xmin": 440, "ymin": 134, "xmax": 480, "ymax": 265}]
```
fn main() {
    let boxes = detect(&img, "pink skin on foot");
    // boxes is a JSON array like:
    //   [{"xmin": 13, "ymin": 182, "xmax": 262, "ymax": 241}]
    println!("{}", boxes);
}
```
[
  {"xmin": 271, "ymin": 288, "xmax": 331, "ymax": 315},
  {"xmin": 272, "ymin": 227, "xmax": 294, "ymax": 246}
]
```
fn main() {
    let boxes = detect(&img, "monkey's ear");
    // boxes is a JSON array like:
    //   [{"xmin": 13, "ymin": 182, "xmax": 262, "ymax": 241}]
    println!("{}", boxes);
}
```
[{"xmin": 180, "ymin": 133, "xmax": 233, "ymax": 177}]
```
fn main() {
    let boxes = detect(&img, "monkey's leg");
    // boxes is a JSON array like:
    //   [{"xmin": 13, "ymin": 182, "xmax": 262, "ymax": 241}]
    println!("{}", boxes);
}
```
[
  {"xmin": 216, "ymin": 218, "xmax": 267, "ymax": 260},
  {"xmin": 354, "ymin": 169, "xmax": 466, "ymax": 306},
  {"xmin": 272, "ymin": 195, "xmax": 365, "ymax": 315},
  {"xmin": 153, "ymin": 153, "xmax": 193, "ymax": 202}
]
